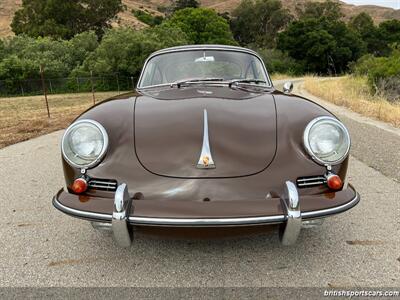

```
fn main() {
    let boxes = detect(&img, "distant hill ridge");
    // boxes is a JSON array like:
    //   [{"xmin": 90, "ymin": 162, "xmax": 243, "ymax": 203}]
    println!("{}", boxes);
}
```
[{"xmin": 1, "ymin": 0, "xmax": 399, "ymax": 38}]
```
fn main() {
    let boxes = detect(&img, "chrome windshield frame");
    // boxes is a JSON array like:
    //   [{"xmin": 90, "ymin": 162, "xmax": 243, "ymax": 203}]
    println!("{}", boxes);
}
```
[{"xmin": 136, "ymin": 45, "xmax": 273, "ymax": 90}]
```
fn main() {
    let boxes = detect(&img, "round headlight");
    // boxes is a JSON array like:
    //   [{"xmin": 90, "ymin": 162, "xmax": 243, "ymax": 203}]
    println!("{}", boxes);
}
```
[
  {"xmin": 62, "ymin": 119, "xmax": 108, "ymax": 169},
  {"xmin": 303, "ymin": 116, "xmax": 350, "ymax": 165}
]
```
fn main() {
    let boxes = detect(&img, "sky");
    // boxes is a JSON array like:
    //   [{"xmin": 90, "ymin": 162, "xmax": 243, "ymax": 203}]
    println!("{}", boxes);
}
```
[{"xmin": 341, "ymin": 0, "xmax": 400, "ymax": 9}]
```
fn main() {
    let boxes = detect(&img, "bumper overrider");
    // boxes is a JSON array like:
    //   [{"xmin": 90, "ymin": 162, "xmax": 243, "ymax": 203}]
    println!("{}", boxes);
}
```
[{"xmin": 53, "ymin": 181, "xmax": 360, "ymax": 247}]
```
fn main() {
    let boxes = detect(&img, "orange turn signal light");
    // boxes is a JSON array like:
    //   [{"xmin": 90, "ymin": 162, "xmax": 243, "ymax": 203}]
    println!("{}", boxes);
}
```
[
  {"xmin": 71, "ymin": 178, "xmax": 88, "ymax": 194},
  {"xmin": 326, "ymin": 174, "xmax": 343, "ymax": 191}
]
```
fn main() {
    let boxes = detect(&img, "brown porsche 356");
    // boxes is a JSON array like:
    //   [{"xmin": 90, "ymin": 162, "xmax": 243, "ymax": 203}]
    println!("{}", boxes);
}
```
[{"xmin": 53, "ymin": 45, "xmax": 360, "ymax": 247}]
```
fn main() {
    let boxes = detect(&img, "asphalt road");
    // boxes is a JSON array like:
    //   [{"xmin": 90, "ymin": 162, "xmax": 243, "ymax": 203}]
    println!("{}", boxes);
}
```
[{"xmin": 0, "ymin": 81, "xmax": 399, "ymax": 288}]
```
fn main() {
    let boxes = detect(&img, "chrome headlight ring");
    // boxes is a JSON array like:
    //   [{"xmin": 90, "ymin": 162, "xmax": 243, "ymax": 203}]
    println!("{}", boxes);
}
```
[
  {"xmin": 61, "ymin": 119, "xmax": 109, "ymax": 169},
  {"xmin": 303, "ymin": 116, "xmax": 351, "ymax": 166}
]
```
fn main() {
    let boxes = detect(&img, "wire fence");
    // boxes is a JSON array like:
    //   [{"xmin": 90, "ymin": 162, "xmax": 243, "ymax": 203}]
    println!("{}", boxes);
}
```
[
  {"xmin": 0, "ymin": 74, "xmax": 137, "ymax": 98},
  {"xmin": 0, "ymin": 71, "xmax": 139, "ymax": 118}
]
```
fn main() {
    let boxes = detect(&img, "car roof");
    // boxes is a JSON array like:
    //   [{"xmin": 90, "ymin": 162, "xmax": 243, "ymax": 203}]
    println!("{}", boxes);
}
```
[{"xmin": 148, "ymin": 44, "xmax": 260, "ymax": 58}]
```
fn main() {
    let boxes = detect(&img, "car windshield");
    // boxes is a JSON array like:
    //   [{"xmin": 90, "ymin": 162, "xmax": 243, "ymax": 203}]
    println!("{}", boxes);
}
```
[{"xmin": 138, "ymin": 49, "xmax": 270, "ymax": 88}]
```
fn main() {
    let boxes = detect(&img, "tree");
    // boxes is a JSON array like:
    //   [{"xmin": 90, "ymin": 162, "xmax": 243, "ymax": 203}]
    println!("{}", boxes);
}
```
[
  {"xmin": 11, "ymin": 0, "xmax": 124, "ymax": 39},
  {"xmin": 68, "ymin": 31, "xmax": 100, "ymax": 68},
  {"xmin": 230, "ymin": 0, "xmax": 292, "ymax": 47},
  {"xmin": 278, "ymin": 18, "xmax": 365, "ymax": 74},
  {"xmin": 0, "ymin": 55, "xmax": 38, "ymax": 82},
  {"xmin": 349, "ymin": 13, "xmax": 385, "ymax": 56},
  {"xmin": 296, "ymin": 0, "xmax": 343, "ymax": 21},
  {"xmin": 349, "ymin": 12, "xmax": 374, "ymax": 33},
  {"xmin": 0, "ymin": 32, "xmax": 99, "ymax": 84},
  {"xmin": 349, "ymin": 14, "xmax": 400, "ymax": 57},
  {"xmin": 74, "ymin": 25, "xmax": 189, "ymax": 77},
  {"xmin": 378, "ymin": 20, "xmax": 400, "ymax": 47},
  {"xmin": 163, "ymin": 8, "xmax": 237, "ymax": 45}
]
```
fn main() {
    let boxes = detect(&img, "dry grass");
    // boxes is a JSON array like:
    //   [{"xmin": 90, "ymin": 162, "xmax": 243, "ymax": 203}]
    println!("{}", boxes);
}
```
[
  {"xmin": 0, "ymin": 0, "xmax": 21, "ymax": 37},
  {"xmin": 270, "ymin": 73, "xmax": 297, "ymax": 81},
  {"xmin": 0, "ymin": 91, "xmax": 121, "ymax": 149},
  {"xmin": 303, "ymin": 76, "xmax": 400, "ymax": 128}
]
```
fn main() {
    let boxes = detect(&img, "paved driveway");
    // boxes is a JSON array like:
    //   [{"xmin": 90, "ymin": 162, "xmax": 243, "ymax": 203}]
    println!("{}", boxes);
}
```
[{"xmin": 0, "ymin": 83, "xmax": 399, "ymax": 288}]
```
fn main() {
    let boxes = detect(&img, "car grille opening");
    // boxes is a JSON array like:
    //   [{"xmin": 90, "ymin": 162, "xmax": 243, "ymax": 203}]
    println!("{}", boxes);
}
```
[
  {"xmin": 296, "ymin": 176, "xmax": 326, "ymax": 188},
  {"xmin": 87, "ymin": 178, "xmax": 118, "ymax": 192}
]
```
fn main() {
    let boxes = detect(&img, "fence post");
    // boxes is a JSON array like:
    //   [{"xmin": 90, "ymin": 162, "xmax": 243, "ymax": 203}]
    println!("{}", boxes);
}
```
[
  {"xmin": 48, "ymin": 79, "xmax": 53, "ymax": 94},
  {"xmin": 131, "ymin": 76, "xmax": 135, "ymax": 91},
  {"xmin": 76, "ymin": 77, "xmax": 80, "ymax": 92},
  {"xmin": 90, "ymin": 70, "xmax": 96, "ymax": 105},
  {"xmin": 40, "ymin": 65, "xmax": 50, "ymax": 118},
  {"xmin": 116, "ymin": 73, "xmax": 120, "ymax": 94},
  {"xmin": 20, "ymin": 83, "xmax": 24, "ymax": 97}
]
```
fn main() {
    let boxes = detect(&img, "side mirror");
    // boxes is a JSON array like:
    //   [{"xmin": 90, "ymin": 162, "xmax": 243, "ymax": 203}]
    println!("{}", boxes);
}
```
[{"xmin": 283, "ymin": 81, "xmax": 293, "ymax": 94}]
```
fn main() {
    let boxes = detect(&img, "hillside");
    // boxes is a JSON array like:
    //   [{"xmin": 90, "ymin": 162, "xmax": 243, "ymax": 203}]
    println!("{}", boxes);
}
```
[{"xmin": 1, "ymin": 0, "xmax": 399, "ymax": 38}]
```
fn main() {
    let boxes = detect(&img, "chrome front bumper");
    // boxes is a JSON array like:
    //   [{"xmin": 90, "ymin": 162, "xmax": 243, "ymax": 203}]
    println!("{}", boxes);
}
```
[{"xmin": 53, "ymin": 181, "xmax": 360, "ymax": 248}]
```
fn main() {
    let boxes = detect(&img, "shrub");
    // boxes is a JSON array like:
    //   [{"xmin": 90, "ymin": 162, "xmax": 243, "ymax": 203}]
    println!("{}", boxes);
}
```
[
  {"xmin": 0, "ymin": 32, "xmax": 99, "ymax": 79},
  {"xmin": 157, "ymin": 5, "xmax": 168, "ymax": 13},
  {"xmin": 133, "ymin": 9, "xmax": 164, "ymax": 26},
  {"xmin": 352, "ymin": 49, "xmax": 400, "ymax": 102},
  {"xmin": 255, "ymin": 48, "xmax": 304, "ymax": 75}
]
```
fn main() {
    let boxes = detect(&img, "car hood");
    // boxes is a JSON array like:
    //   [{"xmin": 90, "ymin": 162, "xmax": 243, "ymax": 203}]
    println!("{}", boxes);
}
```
[{"xmin": 134, "ymin": 86, "xmax": 277, "ymax": 178}]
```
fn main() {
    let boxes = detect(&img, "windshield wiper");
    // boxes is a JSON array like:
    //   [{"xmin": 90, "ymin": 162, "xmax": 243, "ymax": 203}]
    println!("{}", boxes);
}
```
[
  {"xmin": 171, "ymin": 78, "xmax": 225, "ymax": 88},
  {"xmin": 228, "ymin": 79, "xmax": 267, "ymax": 87}
]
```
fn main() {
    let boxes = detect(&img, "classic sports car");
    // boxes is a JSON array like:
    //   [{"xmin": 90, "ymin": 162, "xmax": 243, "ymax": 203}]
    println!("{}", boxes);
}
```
[{"xmin": 53, "ymin": 45, "xmax": 360, "ymax": 247}]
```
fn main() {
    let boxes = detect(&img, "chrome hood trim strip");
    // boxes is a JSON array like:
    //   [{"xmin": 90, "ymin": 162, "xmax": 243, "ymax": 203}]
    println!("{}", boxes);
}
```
[{"xmin": 197, "ymin": 109, "xmax": 216, "ymax": 169}]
